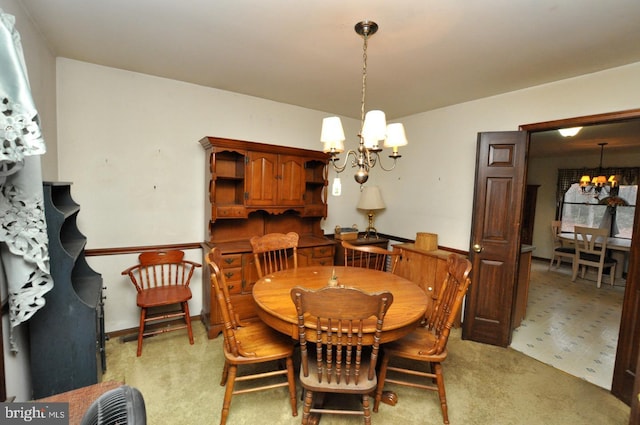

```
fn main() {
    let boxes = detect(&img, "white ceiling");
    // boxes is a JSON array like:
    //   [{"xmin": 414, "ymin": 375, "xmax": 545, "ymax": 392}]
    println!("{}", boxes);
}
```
[{"xmin": 17, "ymin": 0, "xmax": 640, "ymax": 155}]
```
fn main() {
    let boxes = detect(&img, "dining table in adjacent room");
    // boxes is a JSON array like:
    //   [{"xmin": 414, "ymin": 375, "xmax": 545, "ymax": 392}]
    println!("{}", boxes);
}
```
[{"xmin": 559, "ymin": 232, "xmax": 631, "ymax": 279}]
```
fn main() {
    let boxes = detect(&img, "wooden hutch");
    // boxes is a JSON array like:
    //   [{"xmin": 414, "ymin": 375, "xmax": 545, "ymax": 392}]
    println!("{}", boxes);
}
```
[{"xmin": 199, "ymin": 137, "xmax": 335, "ymax": 338}]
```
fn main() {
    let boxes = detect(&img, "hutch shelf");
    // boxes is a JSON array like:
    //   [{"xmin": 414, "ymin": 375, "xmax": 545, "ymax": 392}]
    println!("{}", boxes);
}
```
[{"xmin": 199, "ymin": 137, "xmax": 335, "ymax": 338}]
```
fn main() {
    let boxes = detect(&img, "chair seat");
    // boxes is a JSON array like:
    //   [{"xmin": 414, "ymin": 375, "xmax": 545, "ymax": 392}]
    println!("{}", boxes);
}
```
[
  {"xmin": 299, "ymin": 358, "xmax": 378, "ymax": 394},
  {"xmin": 578, "ymin": 253, "xmax": 616, "ymax": 264},
  {"xmin": 224, "ymin": 320, "xmax": 295, "ymax": 364},
  {"xmin": 137, "ymin": 286, "xmax": 192, "ymax": 307},
  {"xmin": 383, "ymin": 326, "xmax": 448, "ymax": 362},
  {"xmin": 555, "ymin": 247, "xmax": 575, "ymax": 254}
]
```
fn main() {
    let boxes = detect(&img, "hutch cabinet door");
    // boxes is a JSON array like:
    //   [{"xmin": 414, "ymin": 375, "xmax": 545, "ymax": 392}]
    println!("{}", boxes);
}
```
[
  {"xmin": 277, "ymin": 155, "xmax": 306, "ymax": 206},
  {"xmin": 245, "ymin": 151, "xmax": 278, "ymax": 206}
]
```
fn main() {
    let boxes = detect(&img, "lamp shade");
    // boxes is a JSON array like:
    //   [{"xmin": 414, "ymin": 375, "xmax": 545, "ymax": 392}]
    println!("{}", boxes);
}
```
[
  {"xmin": 357, "ymin": 186, "xmax": 386, "ymax": 210},
  {"xmin": 321, "ymin": 116, "xmax": 345, "ymax": 153},
  {"xmin": 361, "ymin": 110, "xmax": 386, "ymax": 149},
  {"xmin": 384, "ymin": 123, "xmax": 408, "ymax": 148},
  {"xmin": 592, "ymin": 175, "xmax": 608, "ymax": 186}
]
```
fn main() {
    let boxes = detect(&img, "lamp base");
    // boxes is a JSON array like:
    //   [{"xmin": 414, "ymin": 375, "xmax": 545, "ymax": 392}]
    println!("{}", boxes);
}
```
[
  {"xmin": 364, "ymin": 211, "xmax": 379, "ymax": 239},
  {"xmin": 363, "ymin": 227, "xmax": 378, "ymax": 239}
]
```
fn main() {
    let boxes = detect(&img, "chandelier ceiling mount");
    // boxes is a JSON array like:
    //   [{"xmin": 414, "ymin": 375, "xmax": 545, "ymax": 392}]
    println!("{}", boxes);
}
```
[{"xmin": 321, "ymin": 20, "xmax": 407, "ymax": 186}]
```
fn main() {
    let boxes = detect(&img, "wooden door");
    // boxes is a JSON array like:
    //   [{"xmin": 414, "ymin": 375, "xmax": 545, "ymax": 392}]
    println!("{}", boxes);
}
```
[
  {"xmin": 245, "ymin": 152, "xmax": 277, "ymax": 206},
  {"xmin": 277, "ymin": 155, "xmax": 305, "ymax": 206},
  {"xmin": 612, "ymin": 194, "xmax": 640, "ymax": 405},
  {"xmin": 462, "ymin": 131, "xmax": 527, "ymax": 347}
]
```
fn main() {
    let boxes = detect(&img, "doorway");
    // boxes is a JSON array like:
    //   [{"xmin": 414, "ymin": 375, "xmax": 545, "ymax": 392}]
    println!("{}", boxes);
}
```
[{"xmin": 520, "ymin": 109, "xmax": 640, "ymax": 404}]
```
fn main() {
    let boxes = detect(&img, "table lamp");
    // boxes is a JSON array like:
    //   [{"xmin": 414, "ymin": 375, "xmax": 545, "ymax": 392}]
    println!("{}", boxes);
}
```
[{"xmin": 357, "ymin": 186, "xmax": 386, "ymax": 238}]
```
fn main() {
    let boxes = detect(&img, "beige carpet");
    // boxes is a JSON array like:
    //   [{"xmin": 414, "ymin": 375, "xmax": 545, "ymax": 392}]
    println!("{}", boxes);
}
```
[{"xmin": 102, "ymin": 323, "xmax": 629, "ymax": 424}]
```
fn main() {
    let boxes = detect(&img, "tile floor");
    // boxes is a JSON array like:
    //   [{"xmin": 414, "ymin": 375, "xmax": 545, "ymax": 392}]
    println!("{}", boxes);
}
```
[{"xmin": 510, "ymin": 258, "xmax": 625, "ymax": 390}]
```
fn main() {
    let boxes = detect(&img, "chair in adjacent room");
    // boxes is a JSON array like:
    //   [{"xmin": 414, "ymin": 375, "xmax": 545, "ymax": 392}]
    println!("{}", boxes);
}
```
[
  {"xmin": 121, "ymin": 250, "xmax": 200, "ymax": 357},
  {"xmin": 250, "ymin": 231, "xmax": 299, "ymax": 278},
  {"xmin": 206, "ymin": 248, "xmax": 297, "ymax": 425},
  {"xmin": 341, "ymin": 240, "xmax": 400, "ymax": 273},
  {"xmin": 290, "ymin": 285, "xmax": 394, "ymax": 425},
  {"xmin": 549, "ymin": 220, "xmax": 576, "ymax": 270},
  {"xmin": 572, "ymin": 226, "xmax": 617, "ymax": 288},
  {"xmin": 373, "ymin": 254, "xmax": 472, "ymax": 425}
]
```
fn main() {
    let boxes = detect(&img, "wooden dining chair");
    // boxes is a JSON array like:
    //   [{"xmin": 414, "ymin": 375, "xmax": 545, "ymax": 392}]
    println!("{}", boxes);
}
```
[
  {"xmin": 290, "ymin": 285, "xmax": 394, "ymax": 425},
  {"xmin": 341, "ymin": 240, "xmax": 400, "ymax": 273},
  {"xmin": 373, "ymin": 254, "xmax": 472, "ymax": 424},
  {"xmin": 206, "ymin": 247, "xmax": 297, "ymax": 425},
  {"xmin": 250, "ymin": 231, "xmax": 299, "ymax": 278},
  {"xmin": 572, "ymin": 226, "xmax": 617, "ymax": 288},
  {"xmin": 121, "ymin": 250, "xmax": 200, "ymax": 357},
  {"xmin": 549, "ymin": 220, "xmax": 576, "ymax": 270}
]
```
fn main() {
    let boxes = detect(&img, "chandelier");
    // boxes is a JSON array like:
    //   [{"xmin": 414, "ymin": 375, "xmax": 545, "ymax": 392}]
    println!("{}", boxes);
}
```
[
  {"xmin": 580, "ymin": 142, "xmax": 618, "ymax": 196},
  {"xmin": 320, "ymin": 20, "xmax": 408, "ymax": 185}
]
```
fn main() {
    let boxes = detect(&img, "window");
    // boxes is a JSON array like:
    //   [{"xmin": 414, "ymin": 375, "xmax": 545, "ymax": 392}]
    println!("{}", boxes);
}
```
[{"xmin": 561, "ymin": 184, "xmax": 637, "ymax": 238}]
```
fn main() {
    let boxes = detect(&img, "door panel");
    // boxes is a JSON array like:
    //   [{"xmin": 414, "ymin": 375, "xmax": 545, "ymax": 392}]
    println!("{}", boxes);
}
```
[{"xmin": 463, "ymin": 131, "xmax": 527, "ymax": 347}]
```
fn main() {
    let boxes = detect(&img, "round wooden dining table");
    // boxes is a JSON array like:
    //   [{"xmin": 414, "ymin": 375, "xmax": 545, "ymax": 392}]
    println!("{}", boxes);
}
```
[{"xmin": 252, "ymin": 266, "xmax": 429, "ymax": 345}]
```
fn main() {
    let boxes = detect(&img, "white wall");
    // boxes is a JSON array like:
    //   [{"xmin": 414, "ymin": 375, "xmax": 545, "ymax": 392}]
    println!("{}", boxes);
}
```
[
  {"xmin": 374, "ymin": 62, "xmax": 640, "ymax": 250},
  {"xmin": 55, "ymin": 59, "xmax": 365, "ymax": 333},
  {"xmin": 56, "ymin": 59, "xmax": 640, "ymax": 335},
  {"xmin": 0, "ymin": 0, "xmax": 58, "ymax": 402}
]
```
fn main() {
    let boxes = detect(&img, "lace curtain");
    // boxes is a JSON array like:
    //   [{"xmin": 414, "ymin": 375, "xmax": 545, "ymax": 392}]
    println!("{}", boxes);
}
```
[{"xmin": 0, "ymin": 9, "xmax": 53, "ymax": 352}]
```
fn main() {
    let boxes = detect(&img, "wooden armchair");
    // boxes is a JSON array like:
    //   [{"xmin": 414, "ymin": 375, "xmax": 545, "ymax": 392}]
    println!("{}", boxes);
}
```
[
  {"xmin": 341, "ymin": 240, "xmax": 400, "ymax": 273},
  {"xmin": 373, "ymin": 254, "xmax": 472, "ymax": 424},
  {"xmin": 206, "ymin": 247, "xmax": 297, "ymax": 425},
  {"xmin": 290, "ymin": 285, "xmax": 393, "ymax": 425},
  {"xmin": 250, "ymin": 232, "xmax": 299, "ymax": 278},
  {"xmin": 121, "ymin": 250, "xmax": 200, "ymax": 356}
]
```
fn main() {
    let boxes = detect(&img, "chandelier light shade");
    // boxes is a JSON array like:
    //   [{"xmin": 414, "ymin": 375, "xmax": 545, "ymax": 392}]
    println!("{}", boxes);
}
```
[
  {"xmin": 361, "ymin": 110, "xmax": 387, "ymax": 149},
  {"xmin": 580, "ymin": 142, "xmax": 618, "ymax": 196},
  {"xmin": 384, "ymin": 123, "xmax": 409, "ymax": 152},
  {"xmin": 320, "ymin": 117, "xmax": 346, "ymax": 153},
  {"xmin": 321, "ymin": 20, "xmax": 407, "ymax": 185},
  {"xmin": 357, "ymin": 185, "xmax": 386, "ymax": 238},
  {"xmin": 558, "ymin": 127, "xmax": 582, "ymax": 137}
]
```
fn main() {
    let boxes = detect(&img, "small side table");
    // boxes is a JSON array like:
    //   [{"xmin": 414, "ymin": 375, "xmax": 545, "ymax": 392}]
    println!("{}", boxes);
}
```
[{"xmin": 334, "ymin": 237, "xmax": 390, "ymax": 266}]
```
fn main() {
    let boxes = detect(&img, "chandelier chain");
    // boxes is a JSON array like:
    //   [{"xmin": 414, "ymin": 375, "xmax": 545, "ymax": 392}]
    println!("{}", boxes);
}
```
[{"xmin": 360, "ymin": 32, "xmax": 368, "ymax": 131}]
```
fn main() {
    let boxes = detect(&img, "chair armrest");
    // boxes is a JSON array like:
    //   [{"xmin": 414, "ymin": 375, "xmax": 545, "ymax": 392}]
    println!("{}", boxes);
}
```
[{"xmin": 121, "ymin": 264, "xmax": 141, "ymax": 275}]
